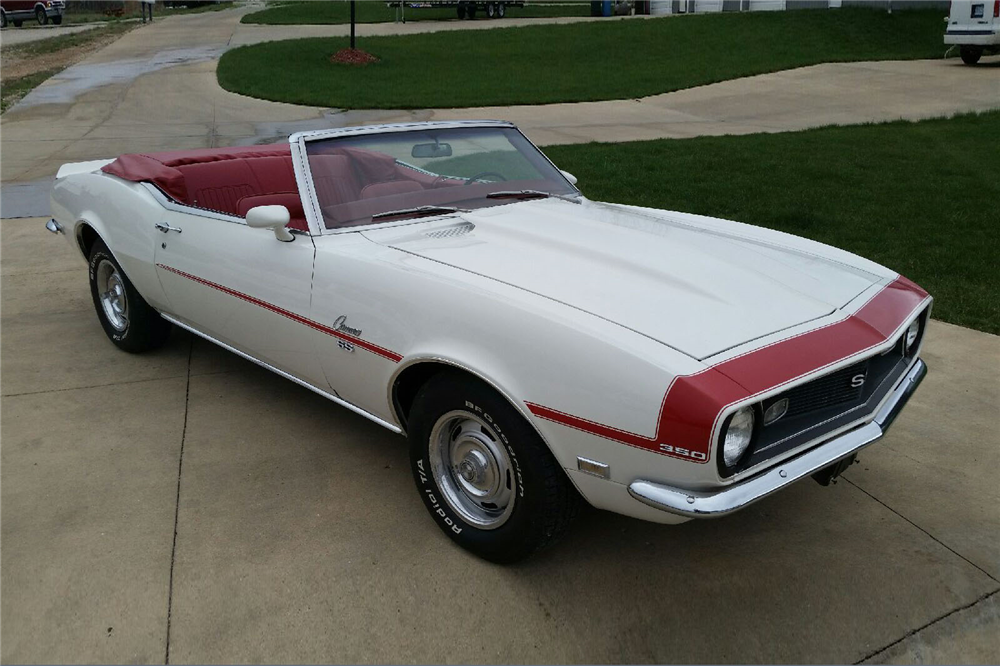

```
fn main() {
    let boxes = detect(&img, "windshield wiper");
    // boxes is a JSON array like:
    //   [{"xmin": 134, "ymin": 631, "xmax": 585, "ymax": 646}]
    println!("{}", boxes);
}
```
[
  {"xmin": 371, "ymin": 205, "xmax": 462, "ymax": 221},
  {"xmin": 486, "ymin": 190, "xmax": 580, "ymax": 203}
]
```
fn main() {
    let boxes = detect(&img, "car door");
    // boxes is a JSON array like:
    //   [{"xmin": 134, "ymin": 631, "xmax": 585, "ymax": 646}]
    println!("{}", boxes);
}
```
[
  {"xmin": 152, "ymin": 208, "xmax": 326, "ymax": 388},
  {"xmin": 307, "ymin": 231, "xmax": 406, "ymax": 424}
]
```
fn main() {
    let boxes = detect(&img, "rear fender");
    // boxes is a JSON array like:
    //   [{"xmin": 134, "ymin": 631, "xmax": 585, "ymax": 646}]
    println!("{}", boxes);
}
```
[{"xmin": 50, "ymin": 173, "xmax": 170, "ymax": 310}]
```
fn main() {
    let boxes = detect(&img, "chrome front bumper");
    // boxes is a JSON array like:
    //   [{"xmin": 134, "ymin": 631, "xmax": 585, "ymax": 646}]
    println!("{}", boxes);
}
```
[{"xmin": 628, "ymin": 359, "xmax": 927, "ymax": 518}]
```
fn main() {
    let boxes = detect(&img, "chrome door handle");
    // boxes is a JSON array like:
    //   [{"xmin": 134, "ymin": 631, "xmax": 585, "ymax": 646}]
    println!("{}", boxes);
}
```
[{"xmin": 155, "ymin": 222, "xmax": 182, "ymax": 234}]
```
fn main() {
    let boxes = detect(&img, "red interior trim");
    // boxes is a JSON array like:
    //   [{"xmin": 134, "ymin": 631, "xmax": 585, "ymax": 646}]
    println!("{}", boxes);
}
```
[
  {"xmin": 527, "ymin": 276, "xmax": 929, "ymax": 463},
  {"xmin": 157, "ymin": 264, "xmax": 403, "ymax": 363}
]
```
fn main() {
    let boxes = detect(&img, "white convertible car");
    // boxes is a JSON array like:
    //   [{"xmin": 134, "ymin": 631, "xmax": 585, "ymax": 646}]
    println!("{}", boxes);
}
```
[{"xmin": 48, "ymin": 121, "xmax": 930, "ymax": 562}]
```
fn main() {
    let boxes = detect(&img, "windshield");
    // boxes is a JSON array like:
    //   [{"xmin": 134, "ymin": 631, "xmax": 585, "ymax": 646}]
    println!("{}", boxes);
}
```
[{"xmin": 303, "ymin": 126, "xmax": 579, "ymax": 229}]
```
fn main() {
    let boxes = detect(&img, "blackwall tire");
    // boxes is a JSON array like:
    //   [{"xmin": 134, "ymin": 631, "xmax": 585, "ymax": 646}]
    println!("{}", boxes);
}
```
[
  {"xmin": 88, "ymin": 239, "xmax": 172, "ymax": 353},
  {"xmin": 960, "ymin": 45, "xmax": 982, "ymax": 65},
  {"xmin": 1, "ymin": 11, "xmax": 7, "ymax": 28},
  {"xmin": 408, "ymin": 372, "xmax": 579, "ymax": 563},
  {"xmin": 497, "ymin": 2, "xmax": 505, "ymax": 18},
  {"xmin": 35, "ymin": 6, "xmax": 47, "ymax": 25}
]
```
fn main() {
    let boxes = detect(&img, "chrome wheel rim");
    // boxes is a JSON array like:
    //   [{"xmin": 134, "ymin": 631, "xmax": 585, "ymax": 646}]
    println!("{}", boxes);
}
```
[
  {"xmin": 96, "ymin": 259, "xmax": 128, "ymax": 332},
  {"xmin": 428, "ymin": 410, "xmax": 515, "ymax": 530}
]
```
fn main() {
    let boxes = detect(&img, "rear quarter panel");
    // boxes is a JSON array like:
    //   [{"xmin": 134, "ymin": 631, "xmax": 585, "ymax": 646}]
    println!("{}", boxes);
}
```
[{"xmin": 50, "ymin": 173, "xmax": 169, "ymax": 310}]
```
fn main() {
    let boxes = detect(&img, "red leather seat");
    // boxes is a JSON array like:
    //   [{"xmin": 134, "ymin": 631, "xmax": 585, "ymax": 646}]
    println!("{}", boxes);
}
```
[
  {"xmin": 308, "ymin": 154, "xmax": 362, "ymax": 207},
  {"xmin": 175, "ymin": 160, "xmax": 260, "ymax": 215},
  {"xmin": 102, "ymin": 144, "xmax": 310, "ymax": 232},
  {"xmin": 360, "ymin": 180, "xmax": 424, "ymax": 200}
]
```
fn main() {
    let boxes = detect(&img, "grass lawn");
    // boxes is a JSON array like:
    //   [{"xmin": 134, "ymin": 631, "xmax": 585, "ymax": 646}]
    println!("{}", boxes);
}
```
[
  {"xmin": 242, "ymin": 1, "xmax": 589, "ymax": 25},
  {"xmin": 219, "ymin": 7, "xmax": 949, "ymax": 109},
  {"xmin": 543, "ymin": 112, "xmax": 1000, "ymax": 335}
]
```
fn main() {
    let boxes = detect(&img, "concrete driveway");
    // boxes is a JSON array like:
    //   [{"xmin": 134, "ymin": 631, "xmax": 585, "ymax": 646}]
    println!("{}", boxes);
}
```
[
  {"xmin": 0, "ymin": 23, "xmax": 101, "ymax": 46},
  {"xmin": 2, "ymin": 7, "xmax": 999, "ymax": 664}
]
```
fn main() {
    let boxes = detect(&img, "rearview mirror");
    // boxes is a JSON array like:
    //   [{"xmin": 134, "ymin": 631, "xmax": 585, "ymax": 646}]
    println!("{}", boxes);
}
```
[
  {"xmin": 560, "ymin": 170, "xmax": 578, "ymax": 186},
  {"xmin": 246, "ymin": 205, "xmax": 294, "ymax": 242},
  {"xmin": 411, "ymin": 142, "xmax": 453, "ymax": 159}
]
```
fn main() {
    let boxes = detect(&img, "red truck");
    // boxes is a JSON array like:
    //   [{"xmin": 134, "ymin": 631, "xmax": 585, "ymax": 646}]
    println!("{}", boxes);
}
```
[{"xmin": 1, "ymin": 0, "xmax": 65, "ymax": 27}]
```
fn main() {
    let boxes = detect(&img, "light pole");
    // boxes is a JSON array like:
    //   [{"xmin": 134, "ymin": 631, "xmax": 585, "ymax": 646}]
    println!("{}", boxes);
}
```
[{"xmin": 350, "ymin": 0, "xmax": 356, "ymax": 49}]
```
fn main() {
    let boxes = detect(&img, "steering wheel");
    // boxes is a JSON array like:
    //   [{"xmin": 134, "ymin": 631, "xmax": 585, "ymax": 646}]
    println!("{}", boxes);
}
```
[{"xmin": 465, "ymin": 171, "xmax": 507, "ymax": 185}]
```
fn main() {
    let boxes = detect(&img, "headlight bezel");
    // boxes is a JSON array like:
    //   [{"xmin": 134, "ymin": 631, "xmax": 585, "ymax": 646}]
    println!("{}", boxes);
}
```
[
  {"xmin": 900, "ymin": 312, "xmax": 928, "ymax": 358},
  {"xmin": 717, "ymin": 404, "xmax": 759, "ymax": 476}
]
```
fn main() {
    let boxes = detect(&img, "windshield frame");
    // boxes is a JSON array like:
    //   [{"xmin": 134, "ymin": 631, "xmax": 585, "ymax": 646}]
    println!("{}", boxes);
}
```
[{"xmin": 289, "ymin": 121, "xmax": 581, "ymax": 235}]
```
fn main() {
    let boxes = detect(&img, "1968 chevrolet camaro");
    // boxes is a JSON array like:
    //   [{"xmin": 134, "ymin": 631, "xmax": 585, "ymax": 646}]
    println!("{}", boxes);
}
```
[{"xmin": 48, "ymin": 121, "xmax": 930, "ymax": 562}]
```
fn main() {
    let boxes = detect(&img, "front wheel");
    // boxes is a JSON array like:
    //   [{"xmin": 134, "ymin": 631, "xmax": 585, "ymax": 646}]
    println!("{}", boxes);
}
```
[
  {"xmin": 35, "ymin": 6, "xmax": 47, "ymax": 25},
  {"xmin": 88, "ymin": 239, "xmax": 172, "ymax": 352},
  {"xmin": 496, "ymin": 2, "xmax": 505, "ymax": 18},
  {"xmin": 960, "ymin": 45, "xmax": 983, "ymax": 65},
  {"xmin": 408, "ymin": 372, "xmax": 579, "ymax": 563}
]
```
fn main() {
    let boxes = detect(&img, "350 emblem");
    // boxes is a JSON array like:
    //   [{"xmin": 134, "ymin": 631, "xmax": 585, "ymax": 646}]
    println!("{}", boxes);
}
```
[{"xmin": 659, "ymin": 444, "xmax": 708, "ymax": 461}]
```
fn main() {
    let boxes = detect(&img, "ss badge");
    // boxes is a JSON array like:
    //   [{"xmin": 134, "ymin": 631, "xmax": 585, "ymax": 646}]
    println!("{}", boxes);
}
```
[{"xmin": 338, "ymin": 339, "xmax": 355, "ymax": 353}]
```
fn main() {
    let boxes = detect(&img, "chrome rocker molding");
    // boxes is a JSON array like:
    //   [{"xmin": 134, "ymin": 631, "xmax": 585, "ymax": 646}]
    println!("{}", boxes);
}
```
[
  {"xmin": 160, "ymin": 314, "xmax": 403, "ymax": 434},
  {"xmin": 628, "ymin": 358, "xmax": 927, "ymax": 518}
]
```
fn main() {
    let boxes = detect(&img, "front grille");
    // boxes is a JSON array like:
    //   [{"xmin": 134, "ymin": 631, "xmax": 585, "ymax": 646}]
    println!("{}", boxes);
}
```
[
  {"xmin": 782, "ymin": 361, "xmax": 866, "ymax": 418},
  {"xmin": 719, "ymin": 308, "xmax": 928, "ymax": 478}
]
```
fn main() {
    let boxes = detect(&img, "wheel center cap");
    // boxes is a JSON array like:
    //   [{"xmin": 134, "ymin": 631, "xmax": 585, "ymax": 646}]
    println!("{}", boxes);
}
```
[{"xmin": 458, "ymin": 449, "xmax": 490, "ymax": 486}]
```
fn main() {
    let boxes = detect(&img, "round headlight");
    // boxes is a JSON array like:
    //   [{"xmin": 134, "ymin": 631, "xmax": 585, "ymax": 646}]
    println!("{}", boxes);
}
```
[
  {"xmin": 722, "ymin": 406, "xmax": 755, "ymax": 467},
  {"xmin": 905, "ymin": 319, "xmax": 920, "ymax": 353}
]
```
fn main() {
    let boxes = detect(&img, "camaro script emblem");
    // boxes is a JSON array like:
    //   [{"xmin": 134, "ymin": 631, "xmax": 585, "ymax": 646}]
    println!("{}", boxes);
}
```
[{"xmin": 332, "ymin": 315, "xmax": 362, "ymax": 337}]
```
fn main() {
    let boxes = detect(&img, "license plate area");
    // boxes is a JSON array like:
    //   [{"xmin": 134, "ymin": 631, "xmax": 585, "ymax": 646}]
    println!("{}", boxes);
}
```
[
  {"xmin": 812, "ymin": 453, "xmax": 857, "ymax": 486},
  {"xmin": 972, "ymin": 4, "xmax": 985, "ymax": 18}
]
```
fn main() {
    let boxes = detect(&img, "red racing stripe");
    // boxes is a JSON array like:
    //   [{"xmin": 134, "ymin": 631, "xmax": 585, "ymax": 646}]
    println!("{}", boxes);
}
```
[
  {"xmin": 527, "ymin": 276, "xmax": 929, "ymax": 463},
  {"xmin": 156, "ymin": 264, "xmax": 403, "ymax": 363}
]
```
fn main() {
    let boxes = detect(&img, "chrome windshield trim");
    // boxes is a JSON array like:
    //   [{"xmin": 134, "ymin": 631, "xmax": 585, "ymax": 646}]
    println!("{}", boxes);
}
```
[{"xmin": 628, "ymin": 359, "xmax": 926, "ymax": 518}]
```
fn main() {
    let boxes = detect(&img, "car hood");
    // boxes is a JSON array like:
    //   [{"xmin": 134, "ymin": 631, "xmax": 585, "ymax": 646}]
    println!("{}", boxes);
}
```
[{"xmin": 363, "ymin": 198, "xmax": 885, "ymax": 360}]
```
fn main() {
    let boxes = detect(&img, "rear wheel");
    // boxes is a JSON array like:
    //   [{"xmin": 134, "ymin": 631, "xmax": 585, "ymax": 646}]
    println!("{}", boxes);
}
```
[
  {"xmin": 960, "ymin": 45, "xmax": 983, "ymax": 65},
  {"xmin": 496, "ymin": 2, "xmax": 505, "ymax": 18},
  {"xmin": 1, "ymin": 11, "xmax": 7, "ymax": 28},
  {"xmin": 487, "ymin": 2, "xmax": 497, "ymax": 18},
  {"xmin": 408, "ymin": 372, "xmax": 579, "ymax": 563},
  {"xmin": 35, "ymin": 6, "xmax": 47, "ymax": 25},
  {"xmin": 88, "ymin": 239, "xmax": 172, "ymax": 352}
]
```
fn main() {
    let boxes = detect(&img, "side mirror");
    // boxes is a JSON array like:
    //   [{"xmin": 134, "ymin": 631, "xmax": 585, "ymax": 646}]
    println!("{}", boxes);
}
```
[
  {"xmin": 246, "ymin": 205, "xmax": 294, "ymax": 242},
  {"xmin": 560, "ymin": 170, "xmax": 578, "ymax": 186}
]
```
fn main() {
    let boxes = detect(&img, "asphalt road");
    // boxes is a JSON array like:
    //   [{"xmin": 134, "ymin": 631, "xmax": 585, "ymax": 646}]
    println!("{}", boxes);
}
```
[{"xmin": 1, "ymin": 7, "xmax": 999, "ymax": 664}]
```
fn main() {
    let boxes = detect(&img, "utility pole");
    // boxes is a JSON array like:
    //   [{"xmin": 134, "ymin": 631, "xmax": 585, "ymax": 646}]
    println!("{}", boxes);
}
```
[{"xmin": 350, "ymin": 0, "xmax": 356, "ymax": 49}]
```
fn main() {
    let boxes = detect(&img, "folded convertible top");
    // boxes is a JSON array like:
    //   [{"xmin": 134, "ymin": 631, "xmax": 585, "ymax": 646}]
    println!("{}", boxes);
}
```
[{"xmin": 101, "ymin": 143, "xmax": 292, "ymax": 203}]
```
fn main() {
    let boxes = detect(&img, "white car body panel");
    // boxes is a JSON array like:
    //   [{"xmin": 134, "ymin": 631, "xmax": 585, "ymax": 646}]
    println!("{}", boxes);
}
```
[
  {"xmin": 49, "ymin": 121, "xmax": 931, "ymax": 527},
  {"xmin": 945, "ymin": 0, "xmax": 1000, "ymax": 46}
]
